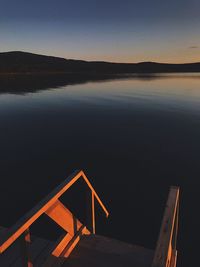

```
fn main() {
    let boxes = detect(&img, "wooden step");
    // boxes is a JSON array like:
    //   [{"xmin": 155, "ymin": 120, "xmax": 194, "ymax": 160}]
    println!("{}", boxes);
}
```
[
  {"xmin": 0, "ymin": 226, "xmax": 153, "ymax": 267},
  {"xmin": 61, "ymin": 234, "xmax": 154, "ymax": 267},
  {"xmin": 0, "ymin": 226, "xmax": 54, "ymax": 267}
]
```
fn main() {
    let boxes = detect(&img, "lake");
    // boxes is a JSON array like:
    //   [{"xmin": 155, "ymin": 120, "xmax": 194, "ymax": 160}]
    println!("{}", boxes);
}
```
[{"xmin": 0, "ymin": 73, "xmax": 200, "ymax": 266}]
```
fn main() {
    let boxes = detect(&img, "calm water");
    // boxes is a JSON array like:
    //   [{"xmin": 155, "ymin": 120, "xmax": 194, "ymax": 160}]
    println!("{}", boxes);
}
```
[{"xmin": 0, "ymin": 74, "xmax": 200, "ymax": 266}]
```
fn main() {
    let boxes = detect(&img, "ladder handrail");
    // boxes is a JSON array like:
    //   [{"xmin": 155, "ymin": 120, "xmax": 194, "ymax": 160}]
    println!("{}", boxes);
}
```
[
  {"xmin": 0, "ymin": 170, "xmax": 109, "ymax": 254},
  {"xmin": 152, "ymin": 186, "xmax": 179, "ymax": 267}
]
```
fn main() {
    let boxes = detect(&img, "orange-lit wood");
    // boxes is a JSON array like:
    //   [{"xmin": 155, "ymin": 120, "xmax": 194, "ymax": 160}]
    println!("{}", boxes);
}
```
[
  {"xmin": 20, "ymin": 228, "xmax": 33, "ymax": 267},
  {"xmin": 81, "ymin": 171, "xmax": 109, "ymax": 217},
  {"xmin": 170, "ymin": 250, "xmax": 177, "ymax": 267},
  {"xmin": 50, "ymin": 224, "xmax": 89, "ymax": 259},
  {"xmin": 0, "ymin": 169, "xmax": 109, "ymax": 260},
  {"xmin": 43, "ymin": 225, "xmax": 87, "ymax": 267},
  {"xmin": 152, "ymin": 186, "xmax": 179, "ymax": 267},
  {"xmin": 92, "ymin": 191, "xmax": 95, "ymax": 234},
  {"xmin": 52, "ymin": 233, "xmax": 72, "ymax": 257},
  {"xmin": 45, "ymin": 199, "xmax": 83, "ymax": 235},
  {"xmin": 0, "ymin": 181, "xmax": 179, "ymax": 266},
  {"xmin": 173, "ymin": 200, "xmax": 179, "ymax": 251},
  {"xmin": 62, "ymin": 225, "xmax": 87, "ymax": 258},
  {"xmin": 0, "ymin": 170, "xmax": 82, "ymax": 253}
]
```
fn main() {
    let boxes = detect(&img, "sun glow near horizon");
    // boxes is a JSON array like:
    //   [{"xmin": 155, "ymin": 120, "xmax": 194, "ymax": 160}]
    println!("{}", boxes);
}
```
[{"xmin": 1, "ymin": 0, "xmax": 200, "ymax": 63}]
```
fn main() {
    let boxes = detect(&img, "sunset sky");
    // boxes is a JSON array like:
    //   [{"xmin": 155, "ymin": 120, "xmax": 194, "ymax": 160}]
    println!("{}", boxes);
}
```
[{"xmin": 1, "ymin": 0, "xmax": 200, "ymax": 63}]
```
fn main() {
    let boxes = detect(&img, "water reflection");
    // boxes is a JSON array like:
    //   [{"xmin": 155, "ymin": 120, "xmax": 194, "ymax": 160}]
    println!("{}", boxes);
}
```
[
  {"xmin": 1, "ymin": 73, "xmax": 200, "ymax": 113},
  {"xmin": 0, "ymin": 73, "xmax": 200, "ymax": 267}
]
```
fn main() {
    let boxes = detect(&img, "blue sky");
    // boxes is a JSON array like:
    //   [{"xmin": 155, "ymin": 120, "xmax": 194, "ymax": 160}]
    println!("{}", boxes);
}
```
[{"xmin": 1, "ymin": 0, "xmax": 200, "ymax": 62}]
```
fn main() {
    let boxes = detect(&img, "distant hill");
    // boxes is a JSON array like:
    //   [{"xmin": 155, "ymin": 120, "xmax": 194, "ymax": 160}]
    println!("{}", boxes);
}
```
[{"xmin": 0, "ymin": 51, "xmax": 200, "ymax": 74}]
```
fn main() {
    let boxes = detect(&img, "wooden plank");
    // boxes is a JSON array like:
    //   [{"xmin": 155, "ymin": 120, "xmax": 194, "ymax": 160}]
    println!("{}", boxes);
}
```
[
  {"xmin": 0, "ymin": 170, "xmax": 109, "ymax": 254},
  {"xmin": 51, "ymin": 233, "xmax": 72, "ymax": 258},
  {"xmin": 0, "ymin": 227, "xmax": 53, "ymax": 267},
  {"xmin": 62, "ymin": 234, "xmax": 154, "ymax": 267},
  {"xmin": 170, "ymin": 250, "xmax": 177, "ymax": 267},
  {"xmin": 26, "ymin": 237, "xmax": 49, "ymax": 264},
  {"xmin": 12, "ymin": 237, "xmax": 49, "ymax": 267},
  {"xmin": 0, "ymin": 238, "xmax": 22, "ymax": 266},
  {"xmin": 45, "ymin": 200, "xmax": 84, "ymax": 236},
  {"xmin": 152, "ymin": 186, "xmax": 179, "ymax": 267},
  {"xmin": 81, "ymin": 171, "xmax": 109, "ymax": 217},
  {"xmin": 20, "ymin": 228, "xmax": 33, "ymax": 267},
  {"xmin": 34, "ymin": 240, "xmax": 54, "ymax": 267},
  {"xmin": 0, "ymin": 235, "xmax": 37, "ymax": 266},
  {"xmin": 0, "ymin": 170, "xmax": 81, "ymax": 253},
  {"xmin": 62, "ymin": 225, "xmax": 87, "ymax": 258},
  {"xmin": 92, "ymin": 192, "xmax": 95, "ymax": 234},
  {"xmin": 43, "ymin": 225, "xmax": 86, "ymax": 267}
]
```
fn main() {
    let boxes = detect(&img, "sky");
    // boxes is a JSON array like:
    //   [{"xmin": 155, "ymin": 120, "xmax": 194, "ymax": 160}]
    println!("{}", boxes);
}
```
[{"xmin": 0, "ymin": 0, "xmax": 200, "ymax": 63}]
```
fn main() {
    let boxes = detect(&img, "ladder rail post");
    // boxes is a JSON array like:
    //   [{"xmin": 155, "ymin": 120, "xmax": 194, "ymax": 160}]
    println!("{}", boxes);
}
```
[
  {"xmin": 20, "ymin": 228, "xmax": 33, "ymax": 267},
  {"xmin": 92, "ymin": 191, "xmax": 96, "ymax": 234}
]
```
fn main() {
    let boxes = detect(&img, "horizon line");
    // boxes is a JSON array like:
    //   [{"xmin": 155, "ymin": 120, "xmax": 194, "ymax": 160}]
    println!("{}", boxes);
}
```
[{"xmin": 1, "ymin": 50, "xmax": 200, "ymax": 65}]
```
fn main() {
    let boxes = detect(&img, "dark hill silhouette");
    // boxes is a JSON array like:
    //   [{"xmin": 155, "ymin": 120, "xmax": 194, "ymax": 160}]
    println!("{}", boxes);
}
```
[{"xmin": 0, "ymin": 51, "xmax": 200, "ymax": 73}]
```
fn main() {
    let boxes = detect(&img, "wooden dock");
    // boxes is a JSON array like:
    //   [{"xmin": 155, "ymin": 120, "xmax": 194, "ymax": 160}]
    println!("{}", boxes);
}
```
[{"xmin": 0, "ymin": 170, "xmax": 179, "ymax": 267}]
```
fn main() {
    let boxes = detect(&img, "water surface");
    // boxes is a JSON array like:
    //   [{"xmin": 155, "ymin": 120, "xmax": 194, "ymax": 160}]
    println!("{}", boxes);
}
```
[{"xmin": 0, "ymin": 73, "xmax": 200, "ymax": 266}]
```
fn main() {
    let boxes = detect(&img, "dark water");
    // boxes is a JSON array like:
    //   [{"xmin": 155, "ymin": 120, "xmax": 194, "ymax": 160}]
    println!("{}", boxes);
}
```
[{"xmin": 0, "ymin": 73, "xmax": 200, "ymax": 266}]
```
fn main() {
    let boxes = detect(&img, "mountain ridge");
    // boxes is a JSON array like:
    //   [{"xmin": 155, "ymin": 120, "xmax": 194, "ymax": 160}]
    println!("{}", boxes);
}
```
[{"xmin": 0, "ymin": 51, "xmax": 200, "ymax": 73}]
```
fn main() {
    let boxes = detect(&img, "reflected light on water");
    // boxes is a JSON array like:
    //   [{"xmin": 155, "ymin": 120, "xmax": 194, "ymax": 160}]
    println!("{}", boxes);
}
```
[{"xmin": 0, "ymin": 74, "xmax": 200, "ymax": 114}]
